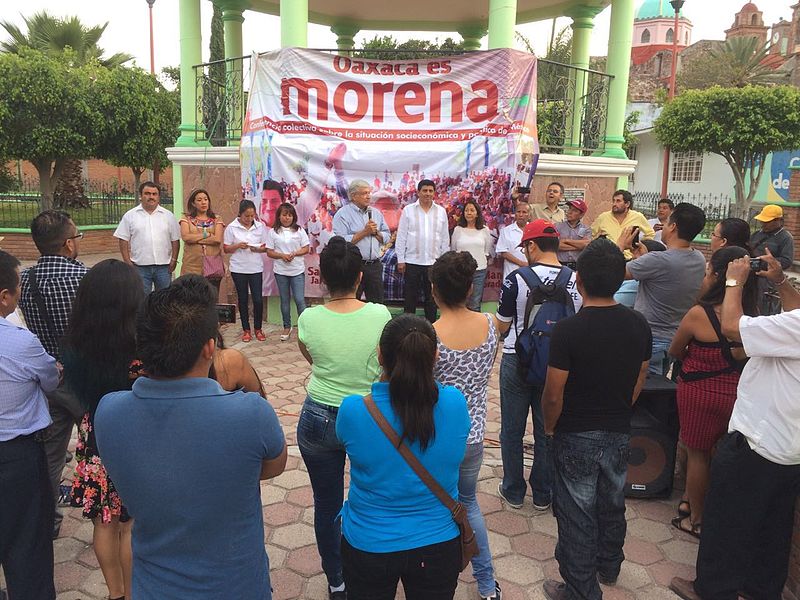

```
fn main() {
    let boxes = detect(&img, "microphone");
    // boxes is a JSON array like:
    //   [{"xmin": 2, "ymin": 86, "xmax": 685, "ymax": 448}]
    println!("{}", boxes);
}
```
[{"xmin": 367, "ymin": 208, "xmax": 372, "ymax": 220}]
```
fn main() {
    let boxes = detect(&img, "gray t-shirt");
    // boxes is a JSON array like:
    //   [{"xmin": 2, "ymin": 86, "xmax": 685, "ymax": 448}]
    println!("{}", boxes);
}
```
[{"xmin": 628, "ymin": 248, "xmax": 706, "ymax": 341}]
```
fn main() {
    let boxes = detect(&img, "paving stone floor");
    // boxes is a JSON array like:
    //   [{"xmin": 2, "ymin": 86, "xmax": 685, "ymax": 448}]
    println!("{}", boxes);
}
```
[{"xmin": 50, "ymin": 322, "xmax": 697, "ymax": 600}]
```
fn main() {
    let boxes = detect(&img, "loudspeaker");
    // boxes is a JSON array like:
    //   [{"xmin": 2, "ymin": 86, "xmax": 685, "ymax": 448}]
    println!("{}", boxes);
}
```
[{"xmin": 625, "ymin": 374, "xmax": 679, "ymax": 498}]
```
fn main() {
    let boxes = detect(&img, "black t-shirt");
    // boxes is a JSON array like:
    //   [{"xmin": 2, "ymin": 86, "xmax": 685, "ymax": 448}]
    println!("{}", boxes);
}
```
[{"xmin": 548, "ymin": 304, "xmax": 652, "ymax": 434}]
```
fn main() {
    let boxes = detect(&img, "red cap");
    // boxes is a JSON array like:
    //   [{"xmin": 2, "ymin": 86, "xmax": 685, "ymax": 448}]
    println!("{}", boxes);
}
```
[
  {"xmin": 566, "ymin": 199, "xmax": 588, "ymax": 213},
  {"xmin": 519, "ymin": 219, "xmax": 560, "ymax": 246}
]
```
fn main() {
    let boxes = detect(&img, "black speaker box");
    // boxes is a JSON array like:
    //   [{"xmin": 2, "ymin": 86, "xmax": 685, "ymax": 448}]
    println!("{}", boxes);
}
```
[{"xmin": 625, "ymin": 374, "xmax": 679, "ymax": 499}]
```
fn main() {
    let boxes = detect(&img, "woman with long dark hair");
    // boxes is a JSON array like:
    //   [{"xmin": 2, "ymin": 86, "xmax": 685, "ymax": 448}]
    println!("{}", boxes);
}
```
[
  {"xmin": 63, "ymin": 259, "xmax": 145, "ymax": 600},
  {"xmin": 266, "ymin": 203, "xmax": 310, "ymax": 341},
  {"xmin": 224, "ymin": 199, "xmax": 268, "ymax": 342},
  {"xmin": 179, "ymin": 189, "xmax": 225, "ymax": 286},
  {"xmin": 430, "ymin": 251, "xmax": 501, "ymax": 600},
  {"xmin": 668, "ymin": 246, "xmax": 758, "ymax": 537},
  {"xmin": 336, "ymin": 315, "xmax": 470, "ymax": 599},
  {"xmin": 296, "ymin": 236, "xmax": 391, "ymax": 599},
  {"xmin": 450, "ymin": 198, "xmax": 493, "ymax": 311}
]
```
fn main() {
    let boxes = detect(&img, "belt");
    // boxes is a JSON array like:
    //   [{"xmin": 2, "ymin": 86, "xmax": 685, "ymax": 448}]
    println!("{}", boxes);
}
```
[{"xmin": 362, "ymin": 259, "xmax": 380, "ymax": 265}]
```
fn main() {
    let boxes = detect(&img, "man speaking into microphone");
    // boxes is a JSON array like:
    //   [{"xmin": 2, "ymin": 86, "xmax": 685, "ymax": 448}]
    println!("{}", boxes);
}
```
[{"xmin": 333, "ymin": 179, "xmax": 391, "ymax": 303}]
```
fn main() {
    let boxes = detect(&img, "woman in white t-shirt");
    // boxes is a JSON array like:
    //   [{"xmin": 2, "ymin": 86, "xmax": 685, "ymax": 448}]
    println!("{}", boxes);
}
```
[
  {"xmin": 223, "ymin": 200, "xmax": 268, "ymax": 342},
  {"xmin": 451, "ymin": 199, "xmax": 493, "ymax": 311},
  {"xmin": 266, "ymin": 203, "xmax": 310, "ymax": 341}
]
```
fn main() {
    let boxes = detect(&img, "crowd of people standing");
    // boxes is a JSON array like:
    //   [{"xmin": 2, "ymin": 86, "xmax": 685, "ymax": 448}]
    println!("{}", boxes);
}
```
[{"xmin": 1, "ymin": 174, "xmax": 798, "ymax": 600}]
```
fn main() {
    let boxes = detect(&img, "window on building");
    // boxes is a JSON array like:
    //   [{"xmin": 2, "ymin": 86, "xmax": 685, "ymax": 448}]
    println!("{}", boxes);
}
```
[
  {"xmin": 685, "ymin": 31, "xmax": 689, "ymax": 45},
  {"xmin": 752, "ymin": 14, "xmax": 759, "ymax": 25},
  {"xmin": 671, "ymin": 151, "xmax": 704, "ymax": 183},
  {"xmin": 666, "ymin": 28, "xmax": 674, "ymax": 43},
  {"xmin": 641, "ymin": 29, "xmax": 651, "ymax": 44}
]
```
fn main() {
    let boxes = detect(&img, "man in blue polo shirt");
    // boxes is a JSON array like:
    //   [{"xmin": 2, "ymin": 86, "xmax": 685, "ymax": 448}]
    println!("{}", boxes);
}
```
[{"xmin": 95, "ymin": 275, "xmax": 287, "ymax": 600}]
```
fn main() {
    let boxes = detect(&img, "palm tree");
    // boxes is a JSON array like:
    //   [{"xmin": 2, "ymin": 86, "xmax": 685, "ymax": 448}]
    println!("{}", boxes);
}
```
[
  {"xmin": 709, "ymin": 36, "xmax": 789, "ymax": 88},
  {"xmin": 1, "ymin": 12, "xmax": 133, "ymax": 207}
]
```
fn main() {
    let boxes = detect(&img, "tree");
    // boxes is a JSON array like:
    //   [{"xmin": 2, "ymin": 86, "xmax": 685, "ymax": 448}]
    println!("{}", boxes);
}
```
[
  {"xmin": 655, "ymin": 85, "xmax": 800, "ymax": 219},
  {"xmin": 1, "ymin": 11, "xmax": 133, "ymax": 206},
  {"xmin": 356, "ymin": 35, "xmax": 468, "ymax": 60},
  {"xmin": 204, "ymin": 4, "xmax": 227, "ymax": 146},
  {"xmin": 100, "ymin": 67, "xmax": 180, "ymax": 194},
  {"xmin": 0, "ymin": 50, "xmax": 108, "ymax": 211},
  {"xmin": 678, "ymin": 37, "xmax": 789, "ymax": 91}
]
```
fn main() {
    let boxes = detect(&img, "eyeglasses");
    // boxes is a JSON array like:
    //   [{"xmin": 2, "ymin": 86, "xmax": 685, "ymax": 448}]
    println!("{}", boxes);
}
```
[
  {"xmin": 64, "ymin": 232, "xmax": 84, "ymax": 245},
  {"xmin": 710, "ymin": 231, "xmax": 721, "ymax": 239}
]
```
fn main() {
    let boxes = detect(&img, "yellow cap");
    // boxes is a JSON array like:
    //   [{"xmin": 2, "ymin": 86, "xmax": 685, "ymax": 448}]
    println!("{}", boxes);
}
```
[{"xmin": 754, "ymin": 204, "xmax": 783, "ymax": 222}]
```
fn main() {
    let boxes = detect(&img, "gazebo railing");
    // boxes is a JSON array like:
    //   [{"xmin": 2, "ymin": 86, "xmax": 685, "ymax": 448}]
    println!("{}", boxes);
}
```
[{"xmin": 194, "ymin": 51, "xmax": 613, "ymax": 156}]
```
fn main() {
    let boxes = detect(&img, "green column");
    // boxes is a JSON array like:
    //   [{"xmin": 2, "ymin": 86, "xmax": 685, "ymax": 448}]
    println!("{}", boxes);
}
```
[
  {"xmin": 177, "ymin": 0, "xmax": 203, "ymax": 146},
  {"xmin": 457, "ymin": 24, "xmax": 488, "ymax": 51},
  {"xmin": 171, "ymin": 163, "xmax": 185, "ymax": 270},
  {"xmin": 488, "ymin": 0, "xmax": 517, "ymax": 49},
  {"xmin": 565, "ymin": 7, "xmax": 600, "ymax": 156},
  {"xmin": 281, "ymin": 0, "xmax": 308, "ymax": 48},
  {"xmin": 222, "ymin": 4, "xmax": 245, "ymax": 142},
  {"xmin": 601, "ymin": 0, "xmax": 635, "ymax": 159},
  {"xmin": 331, "ymin": 24, "xmax": 359, "ymax": 53}
]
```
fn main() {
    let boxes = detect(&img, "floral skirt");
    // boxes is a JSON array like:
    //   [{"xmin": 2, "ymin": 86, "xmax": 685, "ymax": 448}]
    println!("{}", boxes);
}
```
[{"xmin": 70, "ymin": 413, "xmax": 130, "ymax": 523}]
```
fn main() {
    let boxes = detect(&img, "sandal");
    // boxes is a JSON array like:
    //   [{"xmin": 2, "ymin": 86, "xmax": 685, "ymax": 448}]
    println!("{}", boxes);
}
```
[
  {"xmin": 677, "ymin": 500, "xmax": 691, "ymax": 519},
  {"xmin": 671, "ymin": 516, "xmax": 701, "ymax": 539}
]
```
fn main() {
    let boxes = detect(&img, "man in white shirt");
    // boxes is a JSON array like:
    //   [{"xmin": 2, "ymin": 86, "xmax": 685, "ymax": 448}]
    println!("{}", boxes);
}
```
[
  {"xmin": 646, "ymin": 198, "xmax": 674, "ymax": 243},
  {"xmin": 495, "ymin": 201, "xmax": 531, "ymax": 280},
  {"xmin": 671, "ymin": 249, "xmax": 800, "ymax": 600},
  {"xmin": 395, "ymin": 179, "xmax": 449, "ymax": 322},
  {"xmin": 114, "ymin": 181, "xmax": 181, "ymax": 294}
]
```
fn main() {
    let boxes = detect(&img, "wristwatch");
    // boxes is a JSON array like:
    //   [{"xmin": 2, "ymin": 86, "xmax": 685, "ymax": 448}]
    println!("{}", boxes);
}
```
[{"xmin": 725, "ymin": 278, "xmax": 742, "ymax": 288}]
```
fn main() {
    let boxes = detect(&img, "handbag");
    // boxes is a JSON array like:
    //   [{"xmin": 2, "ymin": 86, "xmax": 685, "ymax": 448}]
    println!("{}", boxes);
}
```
[
  {"xmin": 196, "ymin": 218, "xmax": 225, "ymax": 281},
  {"xmin": 362, "ymin": 394, "xmax": 478, "ymax": 571}
]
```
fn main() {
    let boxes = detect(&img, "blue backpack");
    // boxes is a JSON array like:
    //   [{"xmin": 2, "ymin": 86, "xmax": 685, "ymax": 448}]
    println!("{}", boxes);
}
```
[{"xmin": 513, "ymin": 266, "xmax": 576, "ymax": 385}]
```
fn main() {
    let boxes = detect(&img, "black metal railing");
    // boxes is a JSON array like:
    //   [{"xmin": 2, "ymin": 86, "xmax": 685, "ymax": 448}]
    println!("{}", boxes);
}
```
[
  {"xmin": 634, "ymin": 191, "xmax": 734, "ymax": 238},
  {"xmin": 193, "ymin": 51, "xmax": 613, "ymax": 155},
  {"xmin": 0, "ymin": 179, "xmax": 172, "ymax": 228}
]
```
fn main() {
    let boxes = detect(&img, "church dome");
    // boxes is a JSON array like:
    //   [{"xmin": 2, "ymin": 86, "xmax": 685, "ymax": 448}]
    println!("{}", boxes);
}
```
[
  {"xmin": 739, "ymin": 2, "xmax": 759, "ymax": 12},
  {"xmin": 636, "ymin": 0, "xmax": 676, "ymax": 20}
]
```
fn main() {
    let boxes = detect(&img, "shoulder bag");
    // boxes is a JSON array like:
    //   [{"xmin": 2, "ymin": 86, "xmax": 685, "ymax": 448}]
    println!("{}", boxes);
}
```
[{"xmin": 362, "ymin": 394, "xmax": 478, "ymax": 571}]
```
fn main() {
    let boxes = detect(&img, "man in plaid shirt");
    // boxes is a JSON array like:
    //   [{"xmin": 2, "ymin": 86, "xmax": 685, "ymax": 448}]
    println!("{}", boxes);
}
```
[{"xmin": 18, "ymin": 210, "xmax": 88, "ymax": 538}]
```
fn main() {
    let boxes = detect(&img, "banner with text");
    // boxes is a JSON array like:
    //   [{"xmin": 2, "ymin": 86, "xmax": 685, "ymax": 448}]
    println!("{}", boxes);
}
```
[{"xmin": 240, "ymin": 48, "xmax": 538, "ymax": 299}]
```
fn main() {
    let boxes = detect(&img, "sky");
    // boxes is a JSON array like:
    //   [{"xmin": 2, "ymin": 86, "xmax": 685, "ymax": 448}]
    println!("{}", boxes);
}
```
[{"xmin": 0, "ymin": 0, "xmax": 792, "ymax": 77}]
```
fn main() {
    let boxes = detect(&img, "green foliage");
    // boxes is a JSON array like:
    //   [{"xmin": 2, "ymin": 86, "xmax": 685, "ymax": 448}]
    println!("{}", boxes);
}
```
[
  {"xmin": 623, "ymin": 111, "xmax": 640, "ymax": 157},
  {"xmin": 655, "ymin": 85, "xmax": 800, "ymax": 217},
  {"xmin": 356, "ymin": 35, "xmax": 468, "ymax": 59},
  {"xmin": 100, "ymin": 67, "xmax": 180, "ymax": 190},
  {"xmin": 678, "ymin": 37, "xmax": 789, "ymax": 91},
  {"xmin": 0, "ymin": 161, "xmax": 17, "ymax": 193},
  {"xmin": 1, "ymin": 11, "xmax": 133, "ymax": 68},
  {"xmin": 0, "ymin": 50, "xmax": 109, "ymax": 210}
]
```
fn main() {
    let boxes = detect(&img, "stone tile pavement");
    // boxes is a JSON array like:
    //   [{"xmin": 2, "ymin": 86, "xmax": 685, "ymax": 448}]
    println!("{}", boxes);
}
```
[{"xmin": 49, "ymin": 322, "xmax": 697, "ymax": 600}]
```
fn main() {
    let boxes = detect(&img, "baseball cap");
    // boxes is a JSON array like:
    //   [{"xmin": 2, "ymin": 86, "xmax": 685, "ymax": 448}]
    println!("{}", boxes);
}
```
[
  {"xmin": 566, "ymin": 199, "xmax": 588, "ymax": 213},
  {"xmin": 519, "ymin": 219, "xmax": 560, "ymax": 246},
  {"xmin": 754, "ymin": 204, "xmax": 783, "ymax": 222}
]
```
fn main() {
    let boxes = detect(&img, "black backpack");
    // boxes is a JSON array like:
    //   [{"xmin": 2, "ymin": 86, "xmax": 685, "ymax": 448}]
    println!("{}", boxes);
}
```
[{"xmin": 513, "ymin": 266, "xmax": 575, "ymax": 385}]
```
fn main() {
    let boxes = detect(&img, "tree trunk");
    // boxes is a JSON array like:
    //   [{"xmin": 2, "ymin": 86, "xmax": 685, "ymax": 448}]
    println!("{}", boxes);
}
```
[
  {"xmin": 54, "ymin": 158, "xmax": 88, "ymax": 209},
  {"xmin": 132, "ymin": 167, "xmax": 144, "ymax": 196},
  {"xmin": 35, "ymin": 159, "xmax": 55, "ymax": 212}
]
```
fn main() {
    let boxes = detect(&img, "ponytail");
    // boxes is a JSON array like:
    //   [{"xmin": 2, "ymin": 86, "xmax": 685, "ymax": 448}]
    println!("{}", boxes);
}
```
[{"xmin": 379, "ymin": 314, "xmax": 439, "ymax": 450}]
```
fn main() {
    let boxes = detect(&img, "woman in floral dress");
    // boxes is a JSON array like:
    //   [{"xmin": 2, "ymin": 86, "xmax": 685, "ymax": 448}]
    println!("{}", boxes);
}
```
[{"xmin": 63, "ymin": 259, "xmax": 145, "ymax": 600}]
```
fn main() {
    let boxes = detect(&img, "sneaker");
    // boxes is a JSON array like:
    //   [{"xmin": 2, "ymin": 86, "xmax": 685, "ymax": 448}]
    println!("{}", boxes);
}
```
[
  {"xmin": 57, "ymin": 483, "xmax": 72, "ymax": 507},
  {"xmin": 254, "ymin": 329, "xmax": 266, "ymax": 342},
  {"xmin": 543, "ymin": 579, "xmax": 568, "ymax": 600},
  {"xmin": 532, "ymin": 500, "xmax": 552, "ymax": 512},
  {"xmin": 597, "ymin": 571, "xmax": 617, "ymax": 586},
  {"xmin": 481, "ymin": 581, "xmax": 502, "ymax": 600},
  {"xmin": 497, "ymin": 483, "xmax": 523, "ymax": 509},
  {"xmin": 242, "ymin": 330, "xmax": 252, "ymax": 342}
]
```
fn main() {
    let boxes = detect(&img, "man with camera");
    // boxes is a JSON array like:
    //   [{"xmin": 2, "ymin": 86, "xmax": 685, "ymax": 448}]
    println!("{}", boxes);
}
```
[
  {"xmin": 618, "ymin": 203, "xmax": 707, "ymax": 375},
  {"xmin": 750, "ymin": 204, "xmax": 795, "ymax": 315},
  {"xmin": 671, "ymin": 248, "xmax": 800, "ymax": 600}
]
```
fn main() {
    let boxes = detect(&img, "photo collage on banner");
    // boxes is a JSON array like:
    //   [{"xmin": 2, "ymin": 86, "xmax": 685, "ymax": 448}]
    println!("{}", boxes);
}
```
[{"xmin": 240, "ymin": 48, "xmax": 539, "ymax": 301}]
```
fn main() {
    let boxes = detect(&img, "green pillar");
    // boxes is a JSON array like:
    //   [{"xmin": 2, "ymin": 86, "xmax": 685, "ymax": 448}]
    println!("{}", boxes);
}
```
[
  {"xmin": 488, "ymin": 0, "xmax": 517, "ymax": 49},
  {"xmin": 222, "ymin": 4, "xmax": 245, "ymax": 142},
  {"xmin": 331, "ymin": 24, "xmax": 359, "ymax": 52},
  {"xmin": 457, "ymin": 24, "xmax": 488, "ymax": 51},
  {"xmin": 565, "ymin": 7, "xmax": 600, "ymax": 156},
  {"xmin": 177, "ymin": 0, "xmax": 203, "ymax": 146},
  {"xmin": 281, "ymin": 0, "xmax": 308, "ymax": 48},
  {"xmin": 601, "ymin": 0, "xmax": 635, "ymax": 159},
  {"xmin": 172, "ymin": 163, "xmax": 185, "ymax": 270}
]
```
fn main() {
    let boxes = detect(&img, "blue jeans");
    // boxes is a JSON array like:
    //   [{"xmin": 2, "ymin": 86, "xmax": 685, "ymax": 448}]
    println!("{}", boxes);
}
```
[
  {"xmin": 274, "ymin": 273, "xmax": 306, "ymax": 328},
  {"xmin": 499, "ymin": 353, "xmax": 553, "ymax": 507},
  {"xmin": 136, "ymin": 264, "xmax": 171, "ymax": 294},
  {"xmin": 649, "ymin": 337, "xmax": 671, "ymax": 376},
  {"xmin": 552, "ymin": 431, "xmax": 630, "ymax": 600},
  {"xmin": 468, "ymin": 269, "xmax": 488, "ymax": 312},
  {"xmin": 458, "ymin": 442, "xmax": 495, "ymax": 597},
  {"xmin": 296, "ymin": 397, "xmax": 345, "ymax": 588}
]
